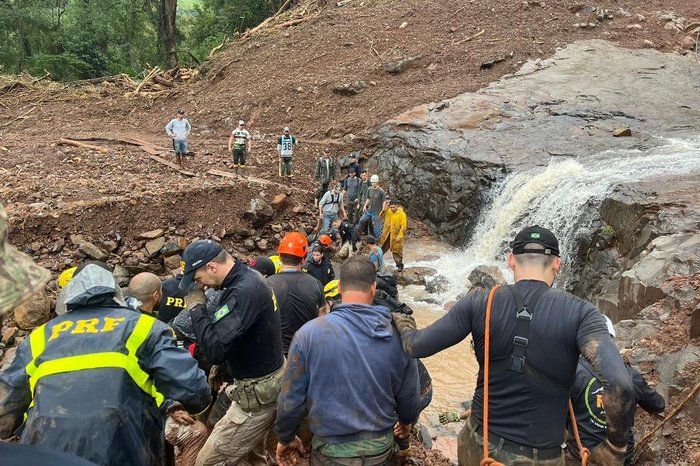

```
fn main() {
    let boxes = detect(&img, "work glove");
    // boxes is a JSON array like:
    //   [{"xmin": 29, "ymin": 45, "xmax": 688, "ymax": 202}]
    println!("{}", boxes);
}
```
[
  {"xmin": 439, "ymin": 411, "xmax": 462, "ymax": 424},
  {"xmin": 588, "ymin": 441, "xmax": 626, "ymax": 466},
  {"xmin": 391, "ymin": 312, "xmax": 417, "ymax": 334}
]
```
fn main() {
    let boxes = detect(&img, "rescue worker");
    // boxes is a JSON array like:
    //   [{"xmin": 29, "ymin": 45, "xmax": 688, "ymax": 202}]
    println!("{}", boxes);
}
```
[
  {"xmin": 314, "ymin": 147, "xmax": 336, "ymax": 206},
  {"xmin": 0, "ymin": 263, "xmax": 212, "ymax": 466},
  {"xmin": 0, "ymin": 202, "xmax": 93, "ymax": 466},
  {"xmin": 303, "ymin": 245, "xmax": 335, "ymax": 286},
  {"xmin": 126, "ymin": 272, "xmax": 162, "ymax": 315},
  {"xmin": 55, "ymin": 261, "xmax": 112, "ymax": 315},
  {"xmin": 249, "ymin": 255, "xmax": 277, "ymax": 277},
  {"xmin": 391, "ymin": 226, "xmax": 635, "ymax": 466},
  {"xmin": 57, "ymin": 266, "xmax": 77, "ymax": 289},
  {"xmin": 379, "ymin": 199, "xmax": 407, "ymax": 271},
  {"xmin": 336, "ymin": 220, "xmax": 360, "ymax": 260},
  {"xmin": 228, "ymin": 120, "xmax": 252, "ymax": 172},
  {"xmin": 567, "ymin": 316, "xmax": 665, "ymax": 465},
  {"xmin": 275, "ymin": 256, "xmax": 419, "ymax": 466},
  {"xmin": 356, "ymin": 170, "xmax": 372, "ymax": 235},
  {"xmin": 179, "ymin": 240, "xmax": 285, "ymax": 465},
  {"xmin": 166, "ymin": 109, "xmax": 192, "ymax": 170},
  {"xmin": 157, "ymin": 270, "xmax": 189, "ymax": 324},
  {"xmin": 269, "ymin": 254, "xmax": 283, "ymax": 273},
  {"xmin": 277, "ymin": 126, "xmax": 298, "ymax": 182},
  {"xmin": 268, "ymin": 232, "xmax": 326, "ymax": 356},
  {"xmin": 357, "ymin": 174, "xmax": 385, "ymax": 238}
]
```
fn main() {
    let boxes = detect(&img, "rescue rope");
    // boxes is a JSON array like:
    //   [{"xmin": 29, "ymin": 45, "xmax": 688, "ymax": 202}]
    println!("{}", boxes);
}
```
[
  {"xmin": 481, "ymin": 285, "xmax": 504, "ymax": 466},
  {"xmin": 568, "ymin": 400, "xmax": 590, "ymax": 465},
  {"xmin": 481, "ymin": 285, "xmax": 588, "ymax": 466}
]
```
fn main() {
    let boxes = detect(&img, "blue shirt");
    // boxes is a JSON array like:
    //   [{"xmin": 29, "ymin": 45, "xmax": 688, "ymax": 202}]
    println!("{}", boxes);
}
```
[{"xmin": 369, "ymin": 247, "xmax": 384, "ymax": 272}]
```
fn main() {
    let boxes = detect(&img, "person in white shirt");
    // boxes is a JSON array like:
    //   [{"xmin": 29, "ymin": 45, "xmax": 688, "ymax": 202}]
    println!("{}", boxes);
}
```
[
  {"xmin": 228, "ymin": 120, "xmax": 252, "ymax": 172},
  {"xmin": 165, "ymin": 109, "xmax": 192, "ymax": 170},
  {"xmin": 277, "ymin": 126, "xmax": 298, "ymax": 183}
]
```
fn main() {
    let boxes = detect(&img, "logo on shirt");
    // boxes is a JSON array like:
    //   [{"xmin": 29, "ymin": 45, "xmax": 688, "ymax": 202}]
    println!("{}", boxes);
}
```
[{"xmin": 214, "ymin": 304, "xmax": 231, "ymax": 322}]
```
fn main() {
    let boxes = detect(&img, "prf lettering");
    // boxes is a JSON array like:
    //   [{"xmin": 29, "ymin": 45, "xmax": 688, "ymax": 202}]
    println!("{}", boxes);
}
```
[
  {"xmin": 165, "ymin": 297, "xmax": 185, "ymax": 308},
  {"xmin": 49, "ymin": 317, "xmax": 126, "ymax": 341}
]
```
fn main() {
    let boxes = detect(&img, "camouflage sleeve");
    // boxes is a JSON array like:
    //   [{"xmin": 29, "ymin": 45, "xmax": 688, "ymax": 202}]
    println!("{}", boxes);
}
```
[{"xmin": 0, "ymin": 338, "xmax": 32, "ymax": 438}]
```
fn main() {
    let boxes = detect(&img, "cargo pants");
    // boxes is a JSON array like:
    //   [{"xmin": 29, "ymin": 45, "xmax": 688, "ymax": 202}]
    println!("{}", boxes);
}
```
[{"xmin": 166, "ymin": 417, "xmax": 210, "ymax": 466}]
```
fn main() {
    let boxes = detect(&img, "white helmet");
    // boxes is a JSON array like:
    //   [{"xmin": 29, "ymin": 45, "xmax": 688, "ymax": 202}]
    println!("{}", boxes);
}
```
[
  {"xmin": 602, "ymin": 315, "xmax": 616, "ymax": 338},
  {"xmin": 370, "ymin": 174, "xmax": 379, "ymax": 183}
]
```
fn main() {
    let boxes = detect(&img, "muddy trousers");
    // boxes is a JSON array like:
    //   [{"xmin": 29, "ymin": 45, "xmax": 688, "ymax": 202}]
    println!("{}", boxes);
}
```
[
  {"xmin": 165, "ymin": 418, "xmax": 210, "ymax": 466},
  {"xmin": 310, "ymin": 449, "xmax": 394, "ymax": 466},
  {"xmin": 196, "ymin": 401, "xmax": 276, "ymax": 466},
  {"xmin": 458, "ymin": 418, "xmax": 565, "ymax": 466},
  {"xmin": 279, "ymin": 158, "xmax": 293, "ymax": 177},
  {"xmin": 380, "ymin": 236, "xmax": 403, "ymax": 268}
]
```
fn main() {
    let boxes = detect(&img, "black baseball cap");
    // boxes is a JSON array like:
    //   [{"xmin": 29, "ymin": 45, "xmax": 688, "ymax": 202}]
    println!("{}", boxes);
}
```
[
  {"xmin": 510, "ymin": 225, "xmax": 560, "ymax": 256},
  {"xmin": 179, "ymin": 240, "xmax": 224, "ymax": 290},
  {"xmin": 366, "ymin": 236, "xmax": 377, "ymax": 245}
]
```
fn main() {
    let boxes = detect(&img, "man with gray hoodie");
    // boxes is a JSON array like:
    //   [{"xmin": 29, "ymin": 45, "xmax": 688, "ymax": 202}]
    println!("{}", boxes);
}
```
[{"xmin": 275, "ymin": 256, "xmax": 419, "ymax": 466}]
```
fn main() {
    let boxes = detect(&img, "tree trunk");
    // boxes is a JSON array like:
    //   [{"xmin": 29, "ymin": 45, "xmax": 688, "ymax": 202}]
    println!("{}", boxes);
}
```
[{"xmin": 160, "ymin": 0, "xmax": 178, "ymax": 68}]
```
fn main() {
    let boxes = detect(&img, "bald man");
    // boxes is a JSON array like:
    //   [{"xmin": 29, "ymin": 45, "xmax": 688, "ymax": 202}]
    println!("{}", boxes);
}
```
[{"xmin": 127, "ymin": 272, "xmax": 163, "ymax": 315}]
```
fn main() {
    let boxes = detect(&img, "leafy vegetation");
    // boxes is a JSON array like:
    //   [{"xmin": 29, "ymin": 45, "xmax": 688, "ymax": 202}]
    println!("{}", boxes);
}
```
[{"xmin": 0, "ymin": 0, "xmax": 288, "ymax": 81}]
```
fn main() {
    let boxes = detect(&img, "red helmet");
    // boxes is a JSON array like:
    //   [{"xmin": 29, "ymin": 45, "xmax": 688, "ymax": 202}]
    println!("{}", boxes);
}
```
[
  {"xmin": 278, "ymin": 232, "xmax": 308, "ymax": 258},
  {"xmin": 319, "ymin": 234, "xmax": 333, "ymax": 247}
]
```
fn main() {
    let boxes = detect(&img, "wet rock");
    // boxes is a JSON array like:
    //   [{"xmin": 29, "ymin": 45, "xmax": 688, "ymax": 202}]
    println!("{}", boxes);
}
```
[
  {"xmin": 612, "ymin": 127, "xmax": 632, "ymax": 137},
  {"xmin": 383, "ymin": 56, "xmax": 422, "ymax": 75},
  {"xmin": 14, "ymin": 288, "xmax": 52, "ymax": 330},
  {"xmin": 113, "ymin": 265, "xmax": 130, "ymax": 287},
  {"xmin": 244, "ymin": 197, "xmax": 275, "ymax": 227},
  {"xmin": 332, "ymin": 81, "xmax": 367, "ymax": 96},
  {"xmin": 397, "ymin": 267, "xmax": 438, "ymax": 286},
  {"xmin": 468, "ymin": 265, "xmax": 507, "ymax": 290},
  {"xmin": 78, "ymin": 241, "xmax": 109, "ymax": 262},
  {"xmin": 425, "ymin": 274, "xmax": 449, "ymax": 294},
  {"xmin": 160, "ymin": 242, "xmax": 182, "ymax": 257},
  {"xmin": 138, "ymin": 229, "xmax": 164, "ymax": 240},
  {"xmin": 145, "ymin": 237, "xmax": 166, "ymax": 256},
  {"xmin": 271, "ymin": 193, "xmax": 290, "ymax": 212},
  {"xmin": 163, "ymin": 254, "xmax": 182, "ymax": 272}
]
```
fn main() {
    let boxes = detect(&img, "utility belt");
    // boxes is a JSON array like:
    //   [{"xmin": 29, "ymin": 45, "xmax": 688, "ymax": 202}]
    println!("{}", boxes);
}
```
[
  {"xmin": 471, "ymin": 417, "xmax": 562, "ymax": 460},
  {"xmin": 226, "ymin": 363, "xmax": 285, "ymax": 413}
]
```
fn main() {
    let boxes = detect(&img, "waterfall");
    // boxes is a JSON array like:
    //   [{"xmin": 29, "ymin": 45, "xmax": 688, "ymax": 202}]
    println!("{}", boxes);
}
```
[{"xmin": 411, "ymin": 137, "xmax": 700, "ymax": 301}]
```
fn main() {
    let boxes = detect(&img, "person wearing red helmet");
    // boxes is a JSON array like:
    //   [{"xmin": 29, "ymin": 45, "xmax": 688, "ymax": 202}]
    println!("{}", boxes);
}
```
[{"xmin": 268, "ymin": 232, "xmax": 326, "ymax": 356}]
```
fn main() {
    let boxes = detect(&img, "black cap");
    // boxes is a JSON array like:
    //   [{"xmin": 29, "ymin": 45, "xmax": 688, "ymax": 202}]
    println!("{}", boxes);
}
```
[
  {"xmin": 250, "ymin": 256, "xmax": 275, "ymax": 277},
  {"xmin": 510, "ymin": 225, "xmax": 560, "ymax": 257},
  {"xmin": 366, "ymin": 236, "xmax": 377, "ymax": 245},
  {"xmin": 179, "ymin": 240, "xmax": 224, "ymax": 290}
]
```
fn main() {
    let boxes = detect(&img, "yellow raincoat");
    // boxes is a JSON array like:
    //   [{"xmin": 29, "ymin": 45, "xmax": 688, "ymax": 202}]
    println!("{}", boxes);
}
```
[{"xmin": 380, "ymin": 207, "xmax": 407, "ymax": 254}]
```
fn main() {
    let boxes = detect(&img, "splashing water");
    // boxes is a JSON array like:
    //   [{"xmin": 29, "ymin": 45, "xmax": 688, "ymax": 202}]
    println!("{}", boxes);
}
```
[{"xmin": 411, "ymin": 137, "xmax": 700, "ymax": 302}]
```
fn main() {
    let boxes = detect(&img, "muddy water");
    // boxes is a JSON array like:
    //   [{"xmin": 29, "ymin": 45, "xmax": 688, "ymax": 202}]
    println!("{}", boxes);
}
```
[{"xmin": 395, "ymin": 239, "xmax": 480, "ymax": 422}]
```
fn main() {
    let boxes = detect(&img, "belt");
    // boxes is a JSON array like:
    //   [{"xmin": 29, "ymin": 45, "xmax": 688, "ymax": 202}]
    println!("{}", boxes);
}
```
[{"xmin": 473, "ymin": 423, "xmax": 562, "ymax": 460}]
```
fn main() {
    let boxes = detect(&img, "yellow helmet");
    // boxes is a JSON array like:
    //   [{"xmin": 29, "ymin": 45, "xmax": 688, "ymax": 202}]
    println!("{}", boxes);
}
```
[
  {"xmin": 57, "ymin": 266, "xmax": 77, "ymax": 289},
  {"xmin": 269, "ymin": 255, "xmax": 282, "ymax": 274},
  {"xmin": 324, "ymin": 279, "xmax": 340, "ymax": 299}
]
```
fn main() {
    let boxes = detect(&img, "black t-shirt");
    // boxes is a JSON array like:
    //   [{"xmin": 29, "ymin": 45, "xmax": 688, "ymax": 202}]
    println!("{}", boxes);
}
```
[
  {"xmin": 267, "ymin": 271, "xmax": 325, "ymax": 356},
  {"xmin": 398, "ymin": 280, "xmax": 631, "ymax": 449},
  {"xmin": 157, "ymin": 276, "xmax": 188, "ymax": 323},
  {"xmin": 190, "ymin": 262, "xmax": 284, "ymax": 379},
  {"xmin": 303, "ymin": 257, "xmax": 335, "ymax": 286}
]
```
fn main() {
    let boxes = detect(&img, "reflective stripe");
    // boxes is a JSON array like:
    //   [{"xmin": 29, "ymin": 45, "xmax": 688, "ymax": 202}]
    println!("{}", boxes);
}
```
[{"xmin": 25, "ymin": 314, "xmax": 165, "ymax": 408}]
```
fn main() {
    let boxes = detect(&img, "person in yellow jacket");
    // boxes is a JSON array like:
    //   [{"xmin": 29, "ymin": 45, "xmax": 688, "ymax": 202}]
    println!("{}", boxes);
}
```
[{"xmin": 379, "ymin": 200, "xmax": 407, "ymax": 271}]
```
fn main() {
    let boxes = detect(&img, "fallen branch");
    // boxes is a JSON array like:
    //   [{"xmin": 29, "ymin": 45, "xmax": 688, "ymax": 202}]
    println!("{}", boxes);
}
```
[
  {"xmin": 58, "ymin": 138, "xmax": 109, "ymax": 154},
  {"xmin": 2, "ymin": 107, "xmax": 36, "ymax": 127},
  {"xmin": 30, "ymin": 72, "xmax": 51, "ymax": 85},
  {"xmin": 153, "ymin": 74, "xmax": 175, "ymax": 88},
  {"xmin": 453, "ymin": 28, "xmax": 485, "ymax": 46},
  {"xmin": 210, "ymin": 57, "xmax": 241, "ymax": 81},
  {"xmin": 632, "ymin": 380, "xmax": 700, "ymax": 464},
  {"xmin": 209, "ymin": 36, "xmax": 229, "ymax": 58},
  {"xmin": 136, "ymin": 67, "xmax": 160, "ymax": 93},
  {"xmin": 277, "ymin": 18, "xmax": 307, "ymax": 28}
]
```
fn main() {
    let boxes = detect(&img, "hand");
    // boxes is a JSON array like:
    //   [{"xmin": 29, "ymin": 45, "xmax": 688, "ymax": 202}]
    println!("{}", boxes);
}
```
[
  {"xmin": 589, "ymin": 441, "xmax": 626, "ymax": 466},
  {"xmin": 185, "ymin": 289, "xmax": 206, "ymax": 309},
  {"xmin": 391, "ymin": 312, "xmax": 417, "ymax": 334},
  {"xmin": 276, "ymin": 437, "xmax": 305, "ymax": 466},
  {"xmin": 439, "ymin": 411, "xmax": 462, "ymax": 424},
  {"xmin": 394, "ymin": 422, "xmax": 411, "ymax": 439},
  {"xmin": 208, "ymin": 365, "xmax": 225, "ymax": 392},
  {"xmin": 169, "ymin": 408, "xmax": 195, "ymax": 425}
]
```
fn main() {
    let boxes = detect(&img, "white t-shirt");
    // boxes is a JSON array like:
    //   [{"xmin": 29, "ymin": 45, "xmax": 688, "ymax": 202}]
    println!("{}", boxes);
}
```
[{"xmin": 231, "ymin": 128, "xmax": 251, "ymax": 150}]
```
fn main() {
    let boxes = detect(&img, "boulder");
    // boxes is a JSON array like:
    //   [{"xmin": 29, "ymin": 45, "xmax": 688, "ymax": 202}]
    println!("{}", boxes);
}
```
[
  {"xmin": 271, "ymin": 193, "xmax": 290, "ymax": 212},
  {"xmin": 13, "ymin": 288, "xmax": 52, "ymax": 330},
  {"xmin": 145, "ymin": 237, "xmax": 166, "ymax": 256},
  {"xmin": 383, "ymin": 56, "xmax": 422, "ymax": 75},
  {"xmin": 425, "ymin": 274, "xmax": 449, "ymax": 294},
  {"xmin": 613, "ymin": 127, "xmax": 632, "ymax": 137},
  {"xmin": 160, "ymin": 242, "xmax": 183, "ymax": 257},
  {"xmin": 397, "ymin": 266, "xmax": 438, "ymax": 286},
  {"xmin": 138, "ymin": 229, "xmax": 164, "ymax": 240},
  {"xmin": 680, "ymin": 35, "xmax": 696, "ymax": 50},
  {"xmin": 244, "ymin": 197, "xmax": 275, "ymax": 227},
  {"xmin": 243, "ymin": 239, "xmax": 256, "ymax": 251},
  {"xmin": 468, "ymin": 265, "xmax": 507, "ymax": 291},
  {"xmin": 78, "ymin": 241, "xmax": 109, "ymax": 262},
  {"xmin": 163, "ymin": 254, "xmax": 182, "ymax": 272},
  {"xmin": 255, "ymin": 238, "xmax": 268, "ymax": 251},
  {"xmin": 113, "ymin": 265, "xmax": 130, "ymax": 287},
  {"xmin": 100, "ymin": 239, "xmax": 119, "ymax": 253},
  {"xmin": 332, "ymin": 81, "xmax": 367, "ymax": 96},
  {"xmin": 2, "ymin": 327, "xmax": 18, "ymax": 346}
]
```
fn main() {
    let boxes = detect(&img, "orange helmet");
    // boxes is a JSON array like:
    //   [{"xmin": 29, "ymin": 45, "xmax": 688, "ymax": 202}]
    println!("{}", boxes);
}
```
[
  {"xmin": 319, "ymin": 234, "xmax": 333, "ymax": 247},
  {"xmin": 278, "ymin": 232, "xmax": 308, "ymax": 258}
]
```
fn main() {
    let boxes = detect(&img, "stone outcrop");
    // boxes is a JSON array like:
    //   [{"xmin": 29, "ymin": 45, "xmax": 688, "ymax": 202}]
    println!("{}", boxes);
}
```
[{"xmin": 373, "ymin": 40, "xmax": 700, "ymax": 244}]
